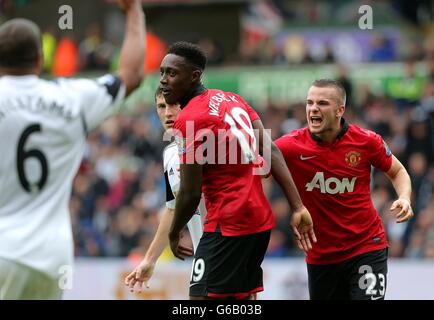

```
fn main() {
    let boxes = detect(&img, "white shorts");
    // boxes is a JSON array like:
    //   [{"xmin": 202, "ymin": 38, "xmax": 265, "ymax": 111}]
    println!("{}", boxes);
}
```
[{"xmin": 0, "ymin": 258, "xmax": 61, "ymax": 300}]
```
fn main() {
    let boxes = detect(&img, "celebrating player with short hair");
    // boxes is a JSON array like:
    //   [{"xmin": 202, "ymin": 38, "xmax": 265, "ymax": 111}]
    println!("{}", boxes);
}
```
[
  {"xmin": 0, "ymin": 0, "xmax": 145, "ymax": 299},
  {"xmin": 275, "ymin": 79, "xmax": 414, "ymax": 300},
  {"xmin": 161, "ymin": 41, "xmax": 316, "ymax": 300}
]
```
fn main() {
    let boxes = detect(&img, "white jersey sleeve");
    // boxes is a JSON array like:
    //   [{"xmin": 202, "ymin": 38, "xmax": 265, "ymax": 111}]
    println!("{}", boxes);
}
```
[
  {"xmin": 163, "ymin": 143, "xmax": 177, "ymax": 210},
  {"xmin": 162, "ymin": 142, "xmax": 206, "ymax": 252},
  {"xmin": 57, "ymin": 74, "xmax": 125, "ymax": 133},
  {"xmin": 187, "ymin": 196, "xmax": 206, "ymax": 252}
]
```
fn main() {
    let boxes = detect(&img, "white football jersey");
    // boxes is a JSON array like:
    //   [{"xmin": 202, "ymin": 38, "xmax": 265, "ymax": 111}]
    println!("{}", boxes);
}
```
[
  {"xmin": 0, "ymin": 74, "xmax": 125, "ymax": 279},
  {"xmin": 163, "ymin": 142, "xmax": 205, "ymax": 252}
]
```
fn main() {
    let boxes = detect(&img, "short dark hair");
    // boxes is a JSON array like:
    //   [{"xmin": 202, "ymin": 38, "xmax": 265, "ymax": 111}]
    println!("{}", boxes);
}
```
[
  {"xmin": 0, "ymin": 18, "xmax": 41, "ymax": 69},
  {"xmin": 312, "ymin": 79, "xmax": 346, "ymax": 105},
  {"xmin": 167, "ymin": 41, "xmax": 207, "ymax": 71}
]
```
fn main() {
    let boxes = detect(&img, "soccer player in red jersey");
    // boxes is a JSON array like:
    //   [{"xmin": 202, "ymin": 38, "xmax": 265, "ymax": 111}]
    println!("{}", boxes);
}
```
[
  {"xmin": 160, "ymin": 42, "xmax": 316, "ymax": 300},
  {"xmin": 275, "ymin": 79, "xmax": 414, "ymax": 300}
]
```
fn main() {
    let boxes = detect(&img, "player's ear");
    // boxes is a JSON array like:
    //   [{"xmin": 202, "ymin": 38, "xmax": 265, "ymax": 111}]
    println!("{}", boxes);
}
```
[
  {"xmin": 191, "ymin": 69, "xmax": 202, "ymax": 83},
  {"xmin": 337, "ymin": 105, "xmax": 345, "ymax": 117}
]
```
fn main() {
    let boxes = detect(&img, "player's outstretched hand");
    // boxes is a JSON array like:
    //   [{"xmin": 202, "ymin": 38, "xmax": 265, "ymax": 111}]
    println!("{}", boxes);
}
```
[
  {"xmin": 124, "ymin": 259, "xmax": 155, "ymax": 292},
  {"xmin": 169, "ymin": 231, "xmax": 194, "ymax": 260},
  {"xmin": 390, "ymin": 198, "xmax": 414, "ymax": 223},
  {"xmin": 290, "ymin": 206, "xmax": 317, "ymax": 254}
]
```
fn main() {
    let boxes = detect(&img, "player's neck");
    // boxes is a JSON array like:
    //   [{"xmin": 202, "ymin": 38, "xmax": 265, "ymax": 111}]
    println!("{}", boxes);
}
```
[
  {"xmin": 180, "ymin": 83, "xmax": 206, "ymax": 108},
  {"xmin": 317, "ymin": 127, "xmax": 341, "ymax": 144}
]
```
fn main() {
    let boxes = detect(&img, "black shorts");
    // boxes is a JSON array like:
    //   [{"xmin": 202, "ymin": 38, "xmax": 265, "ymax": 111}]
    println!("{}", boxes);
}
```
[
  {"xmin": 307, "ymin": 248, "xmax": 388, "ymax": 300},
  {"xmin": 189, "ymin": 229, "xmax": 271, "ymax": 299}
]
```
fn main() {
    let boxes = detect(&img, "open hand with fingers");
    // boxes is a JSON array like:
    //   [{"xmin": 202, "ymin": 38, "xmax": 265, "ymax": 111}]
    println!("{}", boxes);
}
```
[
  {"xmin": 124, "ymin": 259, "xmax": 156, "ymax": 293},
  {"xmin": 290, "ymin": 206, "xmax": 317, "ymax": 254},
  {"xmin": 390, "ymin": 198, "xmax": 414, "ymax": 223}
]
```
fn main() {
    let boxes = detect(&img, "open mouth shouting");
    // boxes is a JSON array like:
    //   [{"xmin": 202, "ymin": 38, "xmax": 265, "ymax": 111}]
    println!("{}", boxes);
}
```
[{"xmin": 309, "ymin": 115, "xmax": 323, "ymax": 128}]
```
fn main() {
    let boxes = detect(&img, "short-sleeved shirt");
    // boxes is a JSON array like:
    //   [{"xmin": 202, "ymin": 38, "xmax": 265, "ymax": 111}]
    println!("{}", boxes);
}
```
[
  {"xmin": 163, "ymin": 141, "xmax": 205, "ymax": 251},
  {"xmin": 275, "ymin": 120, "xmax": 392, "ymax": 265},
  {"xmin": 0, "ymin": 74, "xmax": 125, "ymax": 278},
  {"xmin": 173, "ymin": 89, "xmax": 274, "ymax": 236}
]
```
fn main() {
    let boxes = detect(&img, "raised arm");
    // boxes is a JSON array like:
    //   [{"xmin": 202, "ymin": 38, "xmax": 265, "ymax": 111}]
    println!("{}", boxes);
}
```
[{"xmin": 117, "ymin": 0, "xmax": 146, "ymax": 96}]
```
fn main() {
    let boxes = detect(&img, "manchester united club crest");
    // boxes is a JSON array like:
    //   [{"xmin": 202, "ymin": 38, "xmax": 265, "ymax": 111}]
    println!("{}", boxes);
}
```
[{"xmin": 345, "ymin": 151, "xmax": 361, "ymax": 167}]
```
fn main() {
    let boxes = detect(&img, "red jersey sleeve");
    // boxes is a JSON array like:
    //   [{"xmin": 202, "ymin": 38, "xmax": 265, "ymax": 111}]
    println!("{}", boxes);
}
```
[
  {"xmin": 274, "ymin": 134, "xmax": 294, "ymax": 160},
  {"xmin": 367, "ymin": 131, "xmax": 393, "ymax": 172}
]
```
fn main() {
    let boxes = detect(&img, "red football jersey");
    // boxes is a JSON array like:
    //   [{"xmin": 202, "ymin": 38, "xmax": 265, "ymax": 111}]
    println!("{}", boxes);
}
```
[
  {"xmin": 275, "ymin": 121, "xmax": 392, "ymax": 264},
  {"xmin": 173, "ymin": 89, "xmax": 274, "ymax": 236}
]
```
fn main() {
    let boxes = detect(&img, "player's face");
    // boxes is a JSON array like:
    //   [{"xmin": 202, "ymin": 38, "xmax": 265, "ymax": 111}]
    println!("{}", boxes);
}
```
[
  {"xmin": 160, "ymin": 54, "xmax": 195, "ymax": 105},
  {"xmin": 156, "ymin": 94, "xmax": 181, "ymax": 130},
  {"xmin": 306, "ymin": 86, "xmax": 344, "ymax": 137}
]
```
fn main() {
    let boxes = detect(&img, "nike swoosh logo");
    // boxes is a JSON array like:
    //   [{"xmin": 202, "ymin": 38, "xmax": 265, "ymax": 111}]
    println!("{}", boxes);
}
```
[
  {"xmin": 189, "ymin": 283, "xmax": 200, "ymax": 288},
  {"xmin": 370, "ymin": 296, "xmax": 383, "ymax": 300},
  {"xmin": 300, "ymin": 155, "xmax": 317, "ymax": 160}
]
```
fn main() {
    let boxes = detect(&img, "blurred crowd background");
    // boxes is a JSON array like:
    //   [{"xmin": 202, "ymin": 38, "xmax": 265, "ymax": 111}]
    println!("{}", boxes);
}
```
[{"xmin": 1, "ymin": 0, "xmax": 433, "ymax": 261}]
